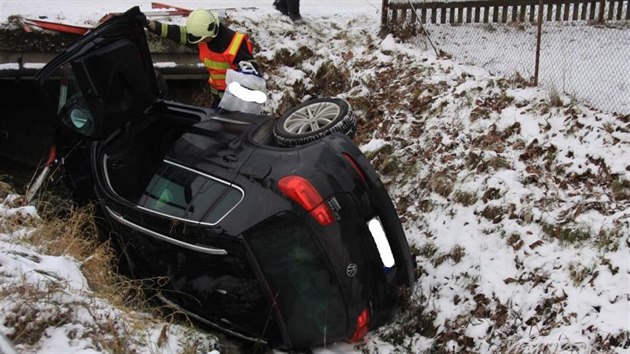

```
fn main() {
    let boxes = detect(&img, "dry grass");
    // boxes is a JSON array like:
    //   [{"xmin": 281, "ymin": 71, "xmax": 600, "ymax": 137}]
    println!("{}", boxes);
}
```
[
  {"xmin": 452, "ymin": 190, "xmax": 478, "ymax": 206},
  {"xmin": 548, "ymin": 88, "xmax": 564, "ymax": 107},
  {"xmin": 376, "ymin": 288, "xmax": 438, "ymax": 349},
  {"xmin": 0, "ymin": 280, "xmax": 73, "ymax": 346},
  {"xmin": 568, "ymin": 262, "xmax": 596, "ymax": 286},
  {"xmin": 0, "ymin": 187, "xmax": 218, "ymax": 353},
  {"xmin": 0, "ymin": 177, "xmax": 38, "ymax": 234},
  {"xmin": 611, "ymin": 177, "xmax": 630, "ymax": 201},
  {"xmin": 27, "ymin": 203, "xmax": 98, "ymax": 258},
  {"xmin": 426, "ymin": 172, "xmax": 455, "ymax": 198},
  {"xmin": 22, "ymin": 201, "xmax": 137, "ymax": 304},
  {"xmin": 0, "ymin": 175, "xmax": 13, "ymax": 197},
  {"xmin": 432, "ymin": 245, "xmax": 467, "ymax": 267},
  {"xmin": 313, "ymin": 60, "xmax": 351, "ymax": 97}
]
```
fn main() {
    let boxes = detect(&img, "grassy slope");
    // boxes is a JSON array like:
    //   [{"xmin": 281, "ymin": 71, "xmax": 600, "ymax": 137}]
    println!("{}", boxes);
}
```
[{"xmin": 242, "ymin": 12, "xmax": 630, "ymax": 353}]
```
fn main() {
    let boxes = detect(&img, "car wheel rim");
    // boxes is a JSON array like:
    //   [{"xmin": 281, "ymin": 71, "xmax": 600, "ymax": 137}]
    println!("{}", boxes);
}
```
[{"xmin": 283, "ymin": 101, "xmax": 341, "ymax": 134}]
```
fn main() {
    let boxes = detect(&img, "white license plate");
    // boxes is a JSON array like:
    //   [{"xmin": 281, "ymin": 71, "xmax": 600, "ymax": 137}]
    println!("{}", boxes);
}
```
[{"xmin": 367, "ymin": 217, "xmax": 395, "ymax": 268}]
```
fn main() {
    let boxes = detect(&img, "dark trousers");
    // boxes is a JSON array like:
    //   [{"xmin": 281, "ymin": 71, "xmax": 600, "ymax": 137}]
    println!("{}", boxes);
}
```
[{"xmin": 275, "ymin": 0, "xmax": 300, "ymax": 15}]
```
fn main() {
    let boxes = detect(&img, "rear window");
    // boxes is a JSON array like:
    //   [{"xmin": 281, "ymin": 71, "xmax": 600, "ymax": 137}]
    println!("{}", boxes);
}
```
[
  {"xmin": 138, "ymin": 160, "xmax": 242, "ymax": 224},
  {"xmin": 246, "ymin": 215, "xmax": 348, "ymax": 346}
]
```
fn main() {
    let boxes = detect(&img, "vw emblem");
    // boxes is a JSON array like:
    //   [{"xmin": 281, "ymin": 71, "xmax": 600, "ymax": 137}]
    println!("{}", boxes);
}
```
[{"xmin": 346, "ymin": 263, "xmax": 358, "ymax": 277}]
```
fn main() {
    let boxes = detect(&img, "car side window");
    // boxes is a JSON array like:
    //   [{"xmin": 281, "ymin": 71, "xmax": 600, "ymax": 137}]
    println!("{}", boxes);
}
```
[
  {"xmin": 55, "ymin": 65, "xmax": 96, "ymax": 136},
  {"xmin": 138, "ymin": 160, "xmax": 243, "ymax": 224}
]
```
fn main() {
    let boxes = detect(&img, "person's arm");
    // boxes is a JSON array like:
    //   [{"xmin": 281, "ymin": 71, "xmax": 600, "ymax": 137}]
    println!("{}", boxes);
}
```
[
  {"xmin": 146, "ymin": 20, "xmax": 188, "ymax": 45},
  {"xmin": 233, "ymin": 41, "xmax": 261, "ymax": 74}
]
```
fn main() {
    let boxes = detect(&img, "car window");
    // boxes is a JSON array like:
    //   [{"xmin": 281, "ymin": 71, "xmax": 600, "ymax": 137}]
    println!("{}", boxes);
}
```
[
  {"xmin": 138, "ymin": 160, "xmax": 243, "ymax": 224},
  {"xmin": 246, "ymin": 215, "xmax": 348, "ymax": 346},
  {"xmin": 51, "ymin": 64, "xmax": 96, "ymax": 136},
  {"xmin": 193, "ymin": 182, "xmax": 243, "ymax": 222}
]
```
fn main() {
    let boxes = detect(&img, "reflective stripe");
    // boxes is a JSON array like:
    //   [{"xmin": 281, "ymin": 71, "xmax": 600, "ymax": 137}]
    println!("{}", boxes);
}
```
[
  {"xmin": 197, "ymin": 32, "xmax": 250, "ymax": 92},
  {"xmin": 160, "ymin": 22, "xmax": 169, "ymax": 38},
  {"xmin": 180, "ymin": 25, "xmax": 187, "ymax": 44},
  {"xmin": 228, "ymin": 33, "xmax": 245, "ymax": 57},
  {"xmin": 203, "ymin": 58, "xmax": 232, "ymax": 70},
  {"xmin": 208, "ymin": 86, "xmax": 224, "ymax": 97}
]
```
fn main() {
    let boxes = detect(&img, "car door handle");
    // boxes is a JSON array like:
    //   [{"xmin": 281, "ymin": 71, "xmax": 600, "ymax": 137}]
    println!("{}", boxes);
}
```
[{"xmin": 105, "ymin": 206, "xmax": 228, "ymax": 256}]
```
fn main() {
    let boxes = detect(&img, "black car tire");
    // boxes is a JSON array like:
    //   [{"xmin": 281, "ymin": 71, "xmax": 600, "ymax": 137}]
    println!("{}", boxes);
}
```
[{"xmin": 273, "ymin": 98, "xmax": 356, "ymax": 147}]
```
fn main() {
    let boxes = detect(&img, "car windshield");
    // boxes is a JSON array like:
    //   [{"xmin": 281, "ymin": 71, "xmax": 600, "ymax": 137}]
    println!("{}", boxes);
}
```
[{"xmin": 246, "ymin": 215, "xmax": 347, "ymax": 347}]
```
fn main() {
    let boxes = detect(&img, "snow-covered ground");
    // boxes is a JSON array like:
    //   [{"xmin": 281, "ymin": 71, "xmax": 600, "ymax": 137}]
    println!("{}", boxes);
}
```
[
  {"xmin": 0, "ymin": 197, "xmax": 219, "ymax": 354},
  {"xmin": 1, "ymin": 1, "xmax": 629, "ymax": 353}
]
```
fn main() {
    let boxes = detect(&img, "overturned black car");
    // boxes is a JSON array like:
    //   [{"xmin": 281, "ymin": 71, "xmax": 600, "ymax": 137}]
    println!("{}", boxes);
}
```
[{"xmin": 34, "ymin": 7, "xmax": 415, "ymax": 350}]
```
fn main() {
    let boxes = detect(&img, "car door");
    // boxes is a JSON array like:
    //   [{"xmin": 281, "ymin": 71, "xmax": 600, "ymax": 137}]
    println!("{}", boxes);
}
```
[{"xmin": 35, "ymin": 6, "xmax": 158, "ymax": 139}]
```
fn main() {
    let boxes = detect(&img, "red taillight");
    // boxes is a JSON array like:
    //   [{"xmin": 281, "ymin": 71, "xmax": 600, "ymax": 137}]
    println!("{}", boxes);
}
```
[
  {"xmin": 342, "ymin": 153, "xmax": 366, "ymax": 182},
  {"xmin": 349, "ymin": 309, "xmax": 370, "ymax": 342},
  {"xmin": 278, "ymin": 175, "xmax": 335, "ymax": 225}
]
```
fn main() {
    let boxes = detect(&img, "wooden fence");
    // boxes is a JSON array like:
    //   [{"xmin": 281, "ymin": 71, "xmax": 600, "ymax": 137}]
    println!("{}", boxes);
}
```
[{"xmin": 382, "ymin": 0, "xmax": 630, "ymax": 25}]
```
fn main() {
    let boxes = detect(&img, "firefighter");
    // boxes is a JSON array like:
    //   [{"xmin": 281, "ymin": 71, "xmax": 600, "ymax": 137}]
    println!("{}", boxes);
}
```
[{"xmin": 137, "ymin": 9, "xmax": 262, "ymax": 108}]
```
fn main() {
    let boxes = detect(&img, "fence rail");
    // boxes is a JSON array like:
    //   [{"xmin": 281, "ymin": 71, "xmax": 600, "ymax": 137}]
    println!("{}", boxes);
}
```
[{"xmin": 382, "ymin": 0, "xmax": 630, "ymax": 25}]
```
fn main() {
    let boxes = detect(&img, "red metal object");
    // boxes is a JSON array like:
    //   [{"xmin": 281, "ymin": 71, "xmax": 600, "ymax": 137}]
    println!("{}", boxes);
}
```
[
  {"xmin": 44, "ymin": 145, "xmax": 57, "ymax": 166},
  {"xmin": 13, "ymin": 17, "xmax": 33, "ymax": 32},
  {"xmin": 151, "ymin": 2, "xmax": 192, "ymax": 15},
  {"xmin": 19, "ymin": 2, "xmax": 257, "ymax": 36},
  {"xmin": 23, "ymin": 145, "xmax": 57, "ymax": 205},
  {"xmin": 97, "ymin": 13, "xmax": 114, "ymax": 24},
  {"xmin": 149, "ymin": 3, "xmax": 259, "ymax": 14},
  {"xmin": 23, "ymin": 18, "xmax": 90, "ymax": 35},
  {"xmin": 98, "ymin": 9, "xmax": 189, "ymax": 25}
]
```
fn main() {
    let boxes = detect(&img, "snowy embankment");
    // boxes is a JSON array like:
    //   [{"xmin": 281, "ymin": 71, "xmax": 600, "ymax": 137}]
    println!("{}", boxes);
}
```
[
  {"xmin": 246, "ymin": 10, "xmax": 629, "ymax": 353},
  {"xmin": 0, "ymin": 195, "xmax": 219, "ymax": 353},
  {"xmin": 1, "ymin": 4, "xmax": 628, "ymax": 354}
]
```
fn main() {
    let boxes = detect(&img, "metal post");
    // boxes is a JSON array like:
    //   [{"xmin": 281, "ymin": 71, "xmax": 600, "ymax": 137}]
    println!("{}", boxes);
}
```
[
  {"xmin": 534, "ymin": 0, "xmax": 543, "ymax": 86},
  {"xmin": 598, "ymin": 0, "xmax": 606, "ymax": 22},
  {"xmin": 381, "ymin": 0, "xmax": 389, "ymax": 32}
]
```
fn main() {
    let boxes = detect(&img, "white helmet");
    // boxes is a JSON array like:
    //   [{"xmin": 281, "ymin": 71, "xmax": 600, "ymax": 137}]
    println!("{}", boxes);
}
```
[{"xmin": 186, "ymin": 9, "xmax": 219, "ymax": 44}]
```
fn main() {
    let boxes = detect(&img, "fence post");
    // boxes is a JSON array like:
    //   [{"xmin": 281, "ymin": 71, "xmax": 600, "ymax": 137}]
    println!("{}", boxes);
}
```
[
  {"xmin": 580, "ymin": 1, "xmax": 587, "ymax": 20},
  {"xmin": 598, "ymin": 0, "xmax": 605, "ymax": 22},
  {"xmin": 534, "ymin": 0, "xmax": 543, "ymax": 86},
  {"xmin": 381, "ymin": 0, "xmax": 389, "ymax": 32}
]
